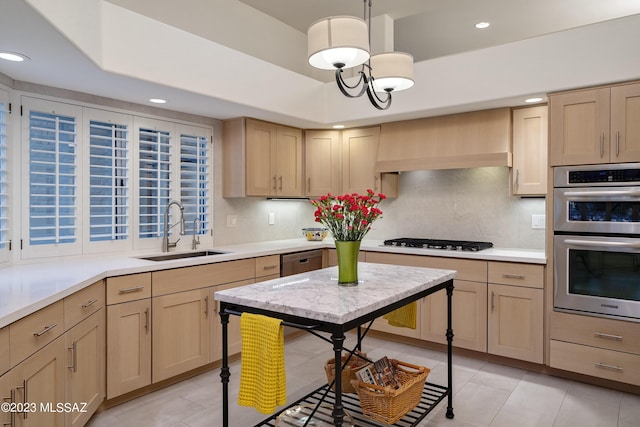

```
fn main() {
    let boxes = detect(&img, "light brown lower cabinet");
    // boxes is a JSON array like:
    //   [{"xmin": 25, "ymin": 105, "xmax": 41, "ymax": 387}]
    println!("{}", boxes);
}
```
[
  {"xmin": 550, "ymin": 340, "xmax": 640, "ymax": 385},
  {"xmin": 65, "ymin": 309, "xmax": 105, "ymax": 427},
  {"xmin": 487, "ymin": 284, "xmax": 543, "ymax": 363},
  {"xmin": 106, "ymin": 299, "xmax": 151, "ymax": 399},
  {"xmin": 0, "ymin": 369, "xmax": 13, "ymax": 427},
  {"xmin": 211, "ymin": 279, "xmax": 255, "ymax": 362},
  {"xmin": 152, "ymin": 289, "xmax": 210, "ymax": 383},
  {"xmin": 421, "ymin": 280, "xmax": 487, "ymax": 352},
  {"xmin": 14, "ymin": 335, "xmax": 66, "ymax": 427}
]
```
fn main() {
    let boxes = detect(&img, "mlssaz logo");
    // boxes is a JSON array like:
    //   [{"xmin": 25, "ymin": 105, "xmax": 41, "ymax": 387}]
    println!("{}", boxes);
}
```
[{"xmin": 601, "ymin": 303, "xmax": 619, "ymax": 309}]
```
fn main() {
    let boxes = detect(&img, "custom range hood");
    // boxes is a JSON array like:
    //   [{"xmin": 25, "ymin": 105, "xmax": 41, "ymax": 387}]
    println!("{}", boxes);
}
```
[{"xmin": 375, "ymin": 107, "xmax": 513, "ymax": 172}]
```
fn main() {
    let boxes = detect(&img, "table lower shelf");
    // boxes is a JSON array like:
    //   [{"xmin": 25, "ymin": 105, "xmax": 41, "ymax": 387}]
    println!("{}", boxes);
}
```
[{"xmin": 254, "ymin": 381, "xmax": 449, "ymax": 427}]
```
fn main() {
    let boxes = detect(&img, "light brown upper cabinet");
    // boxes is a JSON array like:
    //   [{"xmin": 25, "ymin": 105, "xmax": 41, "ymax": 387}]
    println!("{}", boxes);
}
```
[
  {"xmin": 511, "ymin": 105, "xmax": 548, "ymax": 196},
  {"xmin": 304, "ymin": 129, "xmax": 342, "ymax": 197},
  {"xmin": 342, "ymin": 126, "xmax": 398, "ymax": 197},
  {"xmin": 549, "ymin": 81, "xmax": 640, "ymax": 166},
  {"xmin": 223, "ymin": 117, "xmax": 303, "ymax": 197}
]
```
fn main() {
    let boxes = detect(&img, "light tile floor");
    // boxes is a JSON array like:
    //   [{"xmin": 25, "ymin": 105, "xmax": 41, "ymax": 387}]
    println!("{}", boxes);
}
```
[{"xmin": 87, "ymin": 333, "xmax": 640, "ymax": 427}]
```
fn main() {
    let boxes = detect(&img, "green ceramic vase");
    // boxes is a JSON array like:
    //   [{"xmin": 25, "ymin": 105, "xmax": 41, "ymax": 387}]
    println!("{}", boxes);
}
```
[{"xmin": 335, "ymin": 240, "xmax": 361, "ymax": 286}]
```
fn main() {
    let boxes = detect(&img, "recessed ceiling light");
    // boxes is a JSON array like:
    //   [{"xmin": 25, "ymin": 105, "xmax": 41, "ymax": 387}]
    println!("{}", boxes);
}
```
[
  {"xmin": 474, "ymin": 22, "xmax": 490, "ymax": 29},
  {"xmin": 332, "ymin": 125, "xmax": 345, "ymax": 129},
  {"xmin": 525, "ymin": 97, "xmax": 544, "ymax": 103},
  {"xmin": 0, "ymin": 51, "xmax": 30, "ymax": 62},
  {"xmin": 149, "ymin": 98, "xmax": 167, "ymax": 104}
]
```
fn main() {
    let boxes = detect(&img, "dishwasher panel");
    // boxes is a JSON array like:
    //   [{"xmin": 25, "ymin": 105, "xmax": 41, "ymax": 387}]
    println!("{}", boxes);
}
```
[{"xmin": 281, "ymin": 249, "xmax": 323, "ymax": 277}]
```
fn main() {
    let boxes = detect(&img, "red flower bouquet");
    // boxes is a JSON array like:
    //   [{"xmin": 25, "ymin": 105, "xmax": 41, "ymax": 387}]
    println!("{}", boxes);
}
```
[{"xmin": 310, "ymin": 190, "xmax": 385, "ymax": 241}]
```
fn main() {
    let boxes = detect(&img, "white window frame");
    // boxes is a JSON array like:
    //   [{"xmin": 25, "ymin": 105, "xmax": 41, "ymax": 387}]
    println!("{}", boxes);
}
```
[
  {"xmin": 82, "ymin": 108, "xmax": 133, "ymax": 254},
  {"xmin": 0, "ymin": 88, "xmax": 10, "ymax": 264},
  {"xmin": 21, "ymin": 97, "xmax": 83, "ymax": 260}
]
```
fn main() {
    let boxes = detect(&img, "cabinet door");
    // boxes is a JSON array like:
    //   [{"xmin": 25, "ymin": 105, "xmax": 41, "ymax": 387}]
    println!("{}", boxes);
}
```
[
  {"xmin": 152, "ymin": 289, "xmax": 210, "ymax": 383},
  {"xmin": 245, "ymin": 118, "xmax": 277, "ymax": 196},
  {"xmin": 65, "ymin": 310, "xmax": 105, "ymax": 427},
  {"xmin": 488, "ymin": 284, "xmax": 543, "ymax": 363},
  {"xmin": 15, "ymin": 336, "xmax": 66, "ymax": 427},
  {"xmin": 611, "ymin": 82, "xmax": 640, "ymax": 163},
  {"xmin": 0, "ymin": 326, "xmax": 8, "ymax": 375},
  {"xmin": 549, "ymin": 88, "xmax": 610, "ymax": 166},
  {"xmin": 512, "ymin": 106, "xmax": 548, "ymax": 196},
  {"xmin": 342, "ymin": 127, "xmax": 380, "ymax": 194},
  {"xmin": 421, "ymin": 280, "xmax": 487, "ymax": 352},
  {"xmin": 106, "ymin": 299, "xmax": 151, "ymax": 399},
  {"xmin": 304, "ymin": 130, "xmax": 341, "ymax": 197},
  {"xmin": 275, "ymin": 125, "xmax": 303, "ymax": 197},
  {"xmin": 0, "ymin": 370, "xmax": 13, "ymax": 427},
  {"xmin": 211, "ymin": 279, "xmax": 254, "ymax": 362}
]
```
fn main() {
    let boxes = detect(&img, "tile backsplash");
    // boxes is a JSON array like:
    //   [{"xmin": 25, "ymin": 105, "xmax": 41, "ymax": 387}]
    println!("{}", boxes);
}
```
[{"xmin": 215, "ymin": 167, "xmax": 546, "ymax": 250}]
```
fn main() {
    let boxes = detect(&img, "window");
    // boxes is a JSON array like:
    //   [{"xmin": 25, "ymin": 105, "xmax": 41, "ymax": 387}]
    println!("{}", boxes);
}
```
[
  {"xmin": 28, "ymin": 110, "xmax": 77, "ymax": 246},
  {"xmin": 89, "ymin": 119, "xmax": 129, "ymax": 242},
  {"xmin": 0, "ymin": 92, "xmax": 8, "ymax": 257},
  {"xmin": 180, "ymin": 131, "xmax": 209, "ymax": 235},
  {"xmin": 138, "ymin": 126, "xmax": 172, "ymax": 239}
]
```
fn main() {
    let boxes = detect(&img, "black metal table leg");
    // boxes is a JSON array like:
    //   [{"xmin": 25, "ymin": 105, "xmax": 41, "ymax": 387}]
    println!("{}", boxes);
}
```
[
  {"xmin": 331, "ymin": 330, "xmax": 346, "ymax": 426},
  {"xmin": 445, "ymin": 280, "xmax": 455, "ymax": 419},
  {"xmin": 220, "ymin": 308, "xmax": 230, "ymax": 427}
]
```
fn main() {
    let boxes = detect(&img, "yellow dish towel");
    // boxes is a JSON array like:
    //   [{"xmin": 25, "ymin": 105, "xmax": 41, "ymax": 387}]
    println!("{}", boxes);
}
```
[
  {"xmin": 238, "ymin": 313, "xmax": 286, "ymax": 414},
  {"xmin": 383, "ymin": 301, "xmax": 417, "ymax": 329}
]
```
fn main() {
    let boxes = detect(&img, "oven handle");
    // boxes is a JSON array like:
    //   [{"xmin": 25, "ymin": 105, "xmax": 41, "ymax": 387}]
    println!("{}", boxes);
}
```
[
  {"xmin": 562, "ymin": 189, "xmax": 640, "ymax": 198},
  {"xmin": 565, "ymin": 239, "xmax": 640, "ymax": 249}
]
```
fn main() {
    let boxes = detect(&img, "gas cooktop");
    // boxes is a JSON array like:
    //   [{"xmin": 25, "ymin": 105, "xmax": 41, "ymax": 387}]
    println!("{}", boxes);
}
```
[{"xmin": 383, "ymin": 238, "xmax": 493, "ymax": 252}]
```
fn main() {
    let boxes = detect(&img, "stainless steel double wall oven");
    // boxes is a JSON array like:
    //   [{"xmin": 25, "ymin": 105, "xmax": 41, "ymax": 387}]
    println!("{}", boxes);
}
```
[{"xmin": 554, "ymin": 163, "xmax": 640, "ymax": 321}]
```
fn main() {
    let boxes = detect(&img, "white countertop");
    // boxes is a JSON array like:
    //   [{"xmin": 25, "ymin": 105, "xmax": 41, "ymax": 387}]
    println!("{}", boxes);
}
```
[
  {"xmin": 0, "ymin": 238, "xmax": 545, "ymax": 329},
  {"xmin": 214, "ymin": 263, "xmax": 456, "ymax": 325}
]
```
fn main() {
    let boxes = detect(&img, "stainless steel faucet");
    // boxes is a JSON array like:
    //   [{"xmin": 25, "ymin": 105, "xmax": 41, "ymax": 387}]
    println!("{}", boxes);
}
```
[
  {"xmin": 162, "ymin": 200, "xmax": 185, "ymax": 252},
  {"xmin": 191, "ymin": 217, "xmax": 201, "ymax": 250}
]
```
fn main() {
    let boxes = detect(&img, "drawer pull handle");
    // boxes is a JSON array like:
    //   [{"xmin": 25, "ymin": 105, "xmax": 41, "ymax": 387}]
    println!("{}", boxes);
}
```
[
  {"xmin": 502, "ymin": 274, "xmax": 525, "ymax": 280},
  {"xmin": 144, "ymin": 308, "xmax": 149, "ymax": 333},
  {"xmin": 81, "ymin": 299, "xmax": 98, "ymax": 309},
  {"xmin": 118, "ymin": 286, "xmax": 144, "ymax": 294},
  {"xmin": 263, "ymin": 265, "xmax": 278, "ymax": 270},
  {"xmin": 595, "ymin": 362, "xmax": 623, "ymax": 372},
  {"xmin": 204, "ymin": 296, "xmax": 209, "ymax": 318},
  {"xmin": 33, "ymin": 323, "xmax": 57, "ymax": 337},
  {"xmin": 594, "ymin": 332, "xmax": 623, "ymax": 341}
]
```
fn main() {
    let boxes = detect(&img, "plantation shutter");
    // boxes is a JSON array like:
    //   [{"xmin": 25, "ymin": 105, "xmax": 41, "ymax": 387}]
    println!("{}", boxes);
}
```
[
  {"xmin": 0, "ymin": 97, "xmax": 8, "ymax": 254},
  {"xmin": 138, "ymin": 127, "xmax": 171, "ymax": 239},
  {"xmin": 89, "ymin": 120, "xmax": 129, "ymax": 241},
  {"xmin": 28, "ymin": 110, "xmax": 77, "ymax": 245},
  {"xmin": 180, "ymin": 131, "xmax": 209, "ymax": 235}
]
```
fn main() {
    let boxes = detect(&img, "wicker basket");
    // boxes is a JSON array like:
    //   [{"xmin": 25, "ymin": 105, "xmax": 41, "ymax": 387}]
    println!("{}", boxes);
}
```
[
  {"xmin": 351, "ymin": 359, "xmax": 430, "ymax": 424},
  {"xmin": 324, "ymin": 351, "xmax": 368, "ymax": 394}
]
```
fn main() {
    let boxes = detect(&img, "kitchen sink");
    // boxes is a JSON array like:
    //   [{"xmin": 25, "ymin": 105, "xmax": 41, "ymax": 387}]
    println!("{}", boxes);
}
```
[{"xmin": 139, "ymin": 250, "xmax": 229, "ymax": 262}]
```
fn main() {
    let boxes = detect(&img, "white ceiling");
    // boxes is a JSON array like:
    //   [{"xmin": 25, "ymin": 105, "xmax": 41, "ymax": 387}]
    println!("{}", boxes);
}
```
[{"xmin": 1, "ymin": 0, "xmax": 640, "ymax": 129}]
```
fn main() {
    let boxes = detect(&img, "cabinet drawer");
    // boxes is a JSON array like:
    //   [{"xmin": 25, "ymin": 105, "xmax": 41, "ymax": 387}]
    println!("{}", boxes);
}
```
[
  {"xmin": 9, "ymin": 300, "xmax": 64, "ymax": 366},
  {"xmin": 106, "ymin": 273, "xmax": 152, "ymax": 304},
  {"xmin": 152, "ymin": 259, "xmax": 255, "ymax": 296},
  {"xmin": 550, "ymin": 340, "xmax": 640, "ymax": 386},
  {"xmin": 365, "ymin": 252, "xmax": 487, "ymax": 283},
  {"xmin": 550, "ymin": 311, "xmax": 640, "ymax": 355},
  {"xmin": 0, "ymin": 326, "xmax": 8, "ymax": 375},
  {"xmin": 64, "ymin": 280, "xmax": 105, "ymax": 329},
  {"xmin": 255, "ymin": 255, "xmax": 280, "ymax": 278},
  {"xmin": 488, "ymin": 262, "xmax": 543, "ymax": 289}
]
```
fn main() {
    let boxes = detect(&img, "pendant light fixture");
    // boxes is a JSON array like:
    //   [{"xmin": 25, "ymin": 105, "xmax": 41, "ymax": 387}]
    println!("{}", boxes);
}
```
[{"xmin": 307, "ymin": 0, "xmax": 414, "ymax": 110}]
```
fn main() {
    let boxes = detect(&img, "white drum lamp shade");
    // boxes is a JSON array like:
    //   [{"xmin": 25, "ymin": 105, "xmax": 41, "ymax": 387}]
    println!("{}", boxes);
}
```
[
  {"xmin": 308, "ymin": 16, "xmax": 370, "ymax": 70},
  {"xmin": 370, "ymin": 52, "xmax": 415, "ymax": 92}
]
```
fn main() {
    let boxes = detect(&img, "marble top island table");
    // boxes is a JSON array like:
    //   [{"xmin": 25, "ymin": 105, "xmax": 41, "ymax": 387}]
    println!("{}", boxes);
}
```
[{"xmin": 214, "ymin": 262, "xmax": 456, "ymax": 427}]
